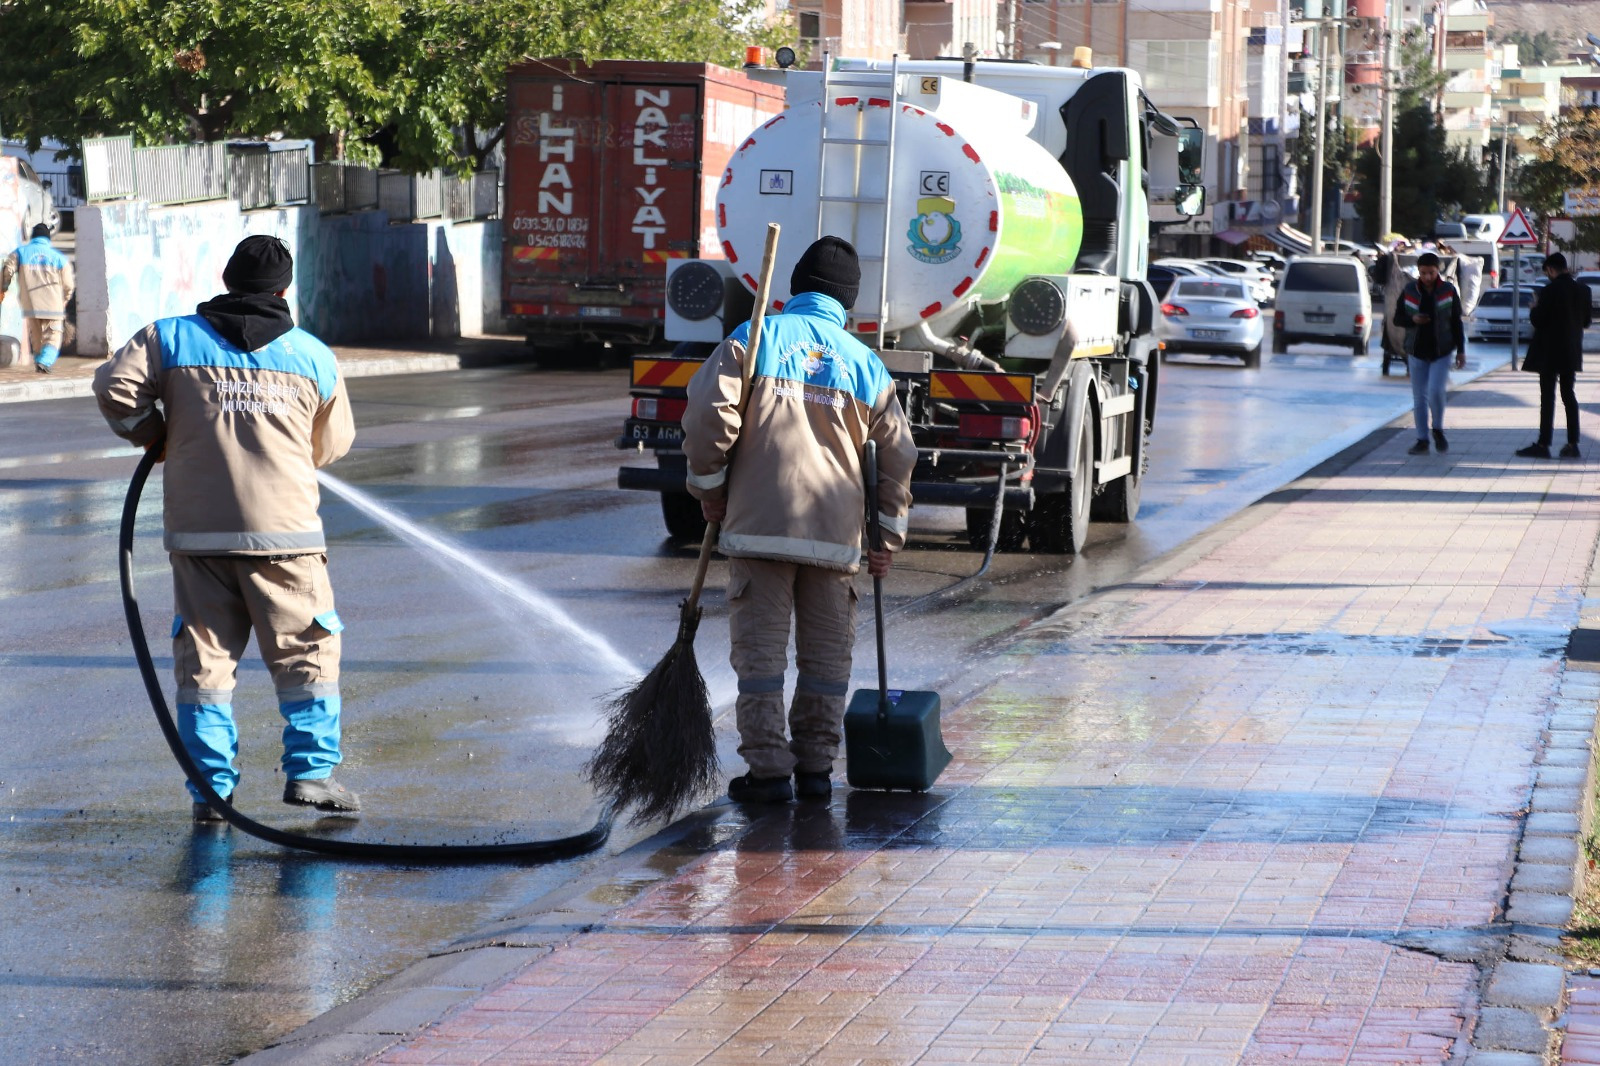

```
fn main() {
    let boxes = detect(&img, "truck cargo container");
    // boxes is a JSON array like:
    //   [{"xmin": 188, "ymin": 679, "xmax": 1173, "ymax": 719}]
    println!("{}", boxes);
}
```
[{"xmin": 501, "ymin": 60, "xmax": 785, "ymax": 361}]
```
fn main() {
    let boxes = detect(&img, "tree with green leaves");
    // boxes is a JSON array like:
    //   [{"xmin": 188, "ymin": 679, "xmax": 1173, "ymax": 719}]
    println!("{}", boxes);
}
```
[
  {"xmin": 1519, "ymin": 105, "xmax": 1600, "ymax": 255},
  {"xmin": 0, "ymin": 0, "xmax": 789, "ymax": 171}
]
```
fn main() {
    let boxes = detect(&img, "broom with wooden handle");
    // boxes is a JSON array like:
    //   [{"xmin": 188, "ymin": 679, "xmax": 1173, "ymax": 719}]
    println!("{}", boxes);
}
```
[{"xmin": 585, "ymin": 222, "xmax": 781, "ymax": 823}]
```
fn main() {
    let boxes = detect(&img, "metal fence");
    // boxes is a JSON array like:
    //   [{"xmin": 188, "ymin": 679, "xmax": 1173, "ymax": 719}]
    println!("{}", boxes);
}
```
[
  {"xmin": 131, "ymin": 141, "xmax": 229, "ymax": 205},
  {"xmin": 80, "ymin": 135, "xmax": 498, "ymax": 222},
  {"xmin": 229, "ymin": 145, "xmax": 311, "ymax": 210}
]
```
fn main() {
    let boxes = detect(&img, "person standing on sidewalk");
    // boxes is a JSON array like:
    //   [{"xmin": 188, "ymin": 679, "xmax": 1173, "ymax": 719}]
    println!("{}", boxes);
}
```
[
  {"xmin": 1516, "ymin": 251, "xmax": 1591, "ymax": 459},
  {"xmin": 0, "ymin": 223, "xmax": 74, "ymax": 374},
  {"xmin": 682, "ymin": 236, "xmax": 917, "ymax": 804},
  {"xmin": 1394, "ymin": 251, "xmax": 1467, "ymax": 455},
  {"xmin": 91, "ymin": 235, "xmax": 363, "ymax": 823}
]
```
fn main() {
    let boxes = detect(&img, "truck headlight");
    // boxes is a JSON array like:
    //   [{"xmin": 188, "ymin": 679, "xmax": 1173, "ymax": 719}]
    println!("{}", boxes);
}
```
[
  {"xmin": 1009, "ymin": 278, "xmax": 1066, "ymax": 335},
  {"xmin": 667, "ymin": 262, "xmax": 725, "ymax": 321}
]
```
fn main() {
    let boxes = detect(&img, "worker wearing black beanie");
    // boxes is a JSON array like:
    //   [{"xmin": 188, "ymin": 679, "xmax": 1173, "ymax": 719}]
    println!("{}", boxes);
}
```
[{"xmin": 789, "ymin": 235, "xmax": 861, "ymax": 310}]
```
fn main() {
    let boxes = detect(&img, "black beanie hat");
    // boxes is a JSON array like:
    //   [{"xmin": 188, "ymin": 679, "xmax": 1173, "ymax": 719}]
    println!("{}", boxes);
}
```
[
  {"xmin": 223, "ymin": 235, "xmax": 294, "ymax": 294},
  {"xmin": 790, "ymin": 235, "xmax": 861, "ymax": 310},
  {"xmin": 30, "ymin": 223, "xmax": 50, "ymax": 239}
]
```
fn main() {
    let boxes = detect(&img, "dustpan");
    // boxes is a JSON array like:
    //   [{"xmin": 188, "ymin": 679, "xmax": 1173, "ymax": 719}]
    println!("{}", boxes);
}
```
[{"xmin": 844, "ymin": 440, "xmax": 953, "ymax": 791}]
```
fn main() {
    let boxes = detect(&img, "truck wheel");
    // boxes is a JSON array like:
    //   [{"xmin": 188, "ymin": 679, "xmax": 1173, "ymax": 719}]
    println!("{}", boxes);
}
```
[
  {"xmin": 660, "ymin": 492, "xmax": 708, "ymax": 543},
  {"xmin": 1272, "ymin": 330, "xmax": 1287, "ymax": 354},
  {"xmin": 965, "ymin": 507, "xmax": 1026, "ymax": 552},
  {"xmin": 1029, "ymin": 413, "xmax": 1093, "ymax": 554}
]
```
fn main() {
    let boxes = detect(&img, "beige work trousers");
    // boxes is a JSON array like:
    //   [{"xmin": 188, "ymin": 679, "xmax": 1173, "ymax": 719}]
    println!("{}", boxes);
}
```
[
  {"xmin": 727, "ymin": 556, "xmax": 858, "ymax": 779},
  {"xmin": 170, "ymin": 553, "xmax": 341, "ymax": 703},
  {"xmin": 25, "ymin": 317, "xmax": 62, "ymax": 351}
]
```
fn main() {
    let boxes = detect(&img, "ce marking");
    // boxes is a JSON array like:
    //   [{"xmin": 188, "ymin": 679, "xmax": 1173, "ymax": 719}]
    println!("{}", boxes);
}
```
[{"xmin": 919, "ymin": 171, "xmax": 950, "ymax": 196}]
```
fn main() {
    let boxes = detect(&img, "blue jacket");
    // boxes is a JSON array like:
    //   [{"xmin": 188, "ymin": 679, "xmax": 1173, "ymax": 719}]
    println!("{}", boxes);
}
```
[
  {"xmin": 682, "ymin": 291, "xmax": 917, "ymax": 571},
  {"xmin": 1, "ymin": 235, "xmax": 73, "ymax": 317}
]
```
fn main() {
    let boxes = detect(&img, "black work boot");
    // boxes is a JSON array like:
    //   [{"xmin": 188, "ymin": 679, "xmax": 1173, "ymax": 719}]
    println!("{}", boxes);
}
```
[
  {"xmin": 795, "ymin": 770, "xmax": 833, "ymax": 800},
  {"xmin": 727, "ymin": 773, "xmax": 793, "ymax": 804},
  {"xmin": 1516, "ymin": 443, "xmax": 1552, "ymax": 459},
  {"xmin": 283, "ymin": 776, "xmax": 362, "ymax": 813},
  {"xmin": 192, "ymin": 801, "xmax": 227, "ymax": 824},
  {"xmin": 1561, "ymin": 442, "xmax": 1582, "ymax": 459}
]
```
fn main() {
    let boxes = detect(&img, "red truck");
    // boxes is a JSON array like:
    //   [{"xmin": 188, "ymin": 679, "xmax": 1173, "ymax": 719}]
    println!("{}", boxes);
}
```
[{"xmin": 501, "ymin": 60, "xmax": 785, "ymax": 361}]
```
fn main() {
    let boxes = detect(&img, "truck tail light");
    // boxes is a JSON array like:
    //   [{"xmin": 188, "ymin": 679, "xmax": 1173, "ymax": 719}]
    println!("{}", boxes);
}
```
[
  {"xmin": 1161, "ymin": 303, "xmax": 1188, "ymax": 317},
  {"xmin": 633, "ymin": 397, "xmax": 688, "ymax": 422},
  {"xmin": 1274, "ymin": 310, "xmax": 1285, "ymax": 330},
  {"xmin": 959, "ymin": 413, "xmax": 1033, "ymax": 440},
  {"xmin": 1230, "ymin": 307, "xmax": 1259, "ymax": 319},
  {"xmin": 1354, "ymin": 312, "xmax": 1366, "ymax": 326}
]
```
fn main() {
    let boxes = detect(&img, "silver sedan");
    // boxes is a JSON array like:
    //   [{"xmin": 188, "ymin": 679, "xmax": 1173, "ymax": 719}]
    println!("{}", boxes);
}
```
[{"xmin": 1157, "ymin": 277, "xmax": 1266, "ymax": 368}]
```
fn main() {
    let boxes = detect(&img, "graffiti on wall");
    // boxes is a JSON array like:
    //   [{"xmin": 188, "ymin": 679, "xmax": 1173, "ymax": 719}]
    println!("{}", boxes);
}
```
[{"xmin": 82, "ymin": 200, "xmax": 503, "ymax": 352}]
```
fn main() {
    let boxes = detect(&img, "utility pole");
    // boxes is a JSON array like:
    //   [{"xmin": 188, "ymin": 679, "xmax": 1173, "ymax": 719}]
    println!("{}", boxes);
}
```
[
  {"xmin": 1497, "ymin": 128, "xmax": 1508, "ymax": 210},
  {"xmin": 1310, "ymin": 19, "xmax": 1329, "ymax": 253},
  {"xmin": 1378, "ymin": 0, "xmax": 1399, "ymax": 238}
]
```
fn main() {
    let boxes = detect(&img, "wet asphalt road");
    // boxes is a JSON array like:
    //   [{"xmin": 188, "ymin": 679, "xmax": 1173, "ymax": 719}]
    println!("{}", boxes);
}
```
[{"xmin": 0, "ymin": 341, "xmax": 1509, "ymax": 1064}]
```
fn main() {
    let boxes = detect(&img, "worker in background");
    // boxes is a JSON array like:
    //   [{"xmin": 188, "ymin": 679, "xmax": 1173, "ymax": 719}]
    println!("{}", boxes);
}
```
[
  {"xmin": 0, "ymin": 223, "xmax": 74, "ymax": 373},
  {"xmin": 682, "ymin": 236, "xmax": 917, "ymax": 804},
  {"xmin": 92, "ymin": 236, "xmax": 362, "ymax": 823}
]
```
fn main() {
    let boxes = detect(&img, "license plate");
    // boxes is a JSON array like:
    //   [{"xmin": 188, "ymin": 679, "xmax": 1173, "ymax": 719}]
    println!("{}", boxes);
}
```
[
  {"xmin": 1192, "ymin": 329, "xmax": 1227, "ymax": 340},
  {"xmin": 579, "ymin": 306, "xmax": 622, "ymax": 318},
  {"xmin": 627, "ymin": 420, "xmax": 684, "ymax": 443},
  {"xmin": 1305, "ymin": 312, "xmax": 1335, "ymax": 323}
]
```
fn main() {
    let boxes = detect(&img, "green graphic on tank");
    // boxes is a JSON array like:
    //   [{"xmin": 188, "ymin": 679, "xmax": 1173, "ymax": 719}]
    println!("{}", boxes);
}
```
[{"xmin": 984, "ymin": 170, "xmax": 1082, "ymax": 292}]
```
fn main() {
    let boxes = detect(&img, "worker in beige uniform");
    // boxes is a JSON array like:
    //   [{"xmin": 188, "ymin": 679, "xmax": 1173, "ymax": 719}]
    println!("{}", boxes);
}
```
[
  {"xmin": 682, "ymin": 236, "xmax": 918, "ymax": 803},
  {"xmin": 93, "ymin": 236, "xmax": 362, "ymax": 823},
  {"xmin": 0, "ymin": 223, "xmax": 74, "ymax": 372}
]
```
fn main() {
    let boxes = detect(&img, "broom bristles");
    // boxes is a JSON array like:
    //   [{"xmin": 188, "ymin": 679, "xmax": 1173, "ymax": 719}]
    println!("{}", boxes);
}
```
[{"xmin": 584, "ymin": 629, "xmax": 719, "ymax": 825}]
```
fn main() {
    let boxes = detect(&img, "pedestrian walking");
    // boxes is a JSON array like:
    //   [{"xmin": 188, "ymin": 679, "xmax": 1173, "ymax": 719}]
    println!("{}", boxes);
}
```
[
  {"xmin": 1393, "ymin": 251, "xmax": 1466, "ymax": 454},
  {"xmin": 0, "ymin": 222, "xmax": 74, "ymax": 373},
  {"xmin": 92, "ymin": 235, "xmax": 362, "ymax": 823},
  {"xmin": 681, "ymin": 236, "xmax": 917, "ymax": 803},
  {"xmin": 1516, "ymin": 251, "xmax": 1591, "ymax": 459}
]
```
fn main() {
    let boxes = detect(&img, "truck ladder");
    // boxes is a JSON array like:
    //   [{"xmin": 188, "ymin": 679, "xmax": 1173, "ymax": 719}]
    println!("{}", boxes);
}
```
[{"xmin": 816, "ymin": 54, "xmax": 901, "ymax": 347}]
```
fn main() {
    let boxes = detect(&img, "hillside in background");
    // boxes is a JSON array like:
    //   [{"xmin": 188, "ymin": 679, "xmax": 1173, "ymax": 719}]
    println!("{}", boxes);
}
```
[{"xmin": 1488, "ymin": 1, "xmax": 1600, "ymax": 51}]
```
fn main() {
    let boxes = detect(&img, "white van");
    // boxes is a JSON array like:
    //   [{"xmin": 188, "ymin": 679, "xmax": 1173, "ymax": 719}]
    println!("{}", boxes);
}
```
[{"xmin": 1272, "ymin": 256, "xmax": 1373, "ymax": 355}]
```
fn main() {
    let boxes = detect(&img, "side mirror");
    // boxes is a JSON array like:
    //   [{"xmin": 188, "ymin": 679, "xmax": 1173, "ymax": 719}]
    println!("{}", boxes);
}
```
[
  {"xmin": 1175, "ymin": 184, "xmax": 1207, "ymax": 217},
  {"xmin": 40, "ymin": 179, "xmax": 52, "ymax": 190},
  {"xmin": 1177, "ymin": 127, "xmax": 1205, "ymax": 185}
]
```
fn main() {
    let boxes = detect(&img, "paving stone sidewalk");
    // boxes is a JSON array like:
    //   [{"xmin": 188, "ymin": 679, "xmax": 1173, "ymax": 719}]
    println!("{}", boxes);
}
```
[{"xmin": 237, "ymin": 367, "xmax": 1600, "ymax": 1065}]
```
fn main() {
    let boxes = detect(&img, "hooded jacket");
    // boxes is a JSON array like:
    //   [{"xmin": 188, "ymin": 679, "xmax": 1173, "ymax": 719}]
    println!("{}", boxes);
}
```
[
  {"xmin": 93, "ymin": 296, "xmax": 354, "ymax": 555},
  {"xmin": 0, "ymin": 235, "xmax": 73, "ymax": 317},
  {"xmin": 682, "ymin": 291, "xmax": 917, "ymax": 573}
]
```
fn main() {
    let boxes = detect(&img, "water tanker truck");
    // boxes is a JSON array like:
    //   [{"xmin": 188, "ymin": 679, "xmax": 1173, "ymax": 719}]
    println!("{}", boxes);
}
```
[{"xmin": 617, "ymin": 53, "xmax": 1205, "ymax": 553}]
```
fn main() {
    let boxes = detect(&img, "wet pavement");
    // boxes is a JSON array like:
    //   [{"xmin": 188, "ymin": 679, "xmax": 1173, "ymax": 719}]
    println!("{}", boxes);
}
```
[
  {"xmin": 4, "ymin": 337, "xmax": 1580, "ymax": 1065},
  {"xmin": 246, "ymin": 362, "xmax": 1600, "ymax": 1066}
]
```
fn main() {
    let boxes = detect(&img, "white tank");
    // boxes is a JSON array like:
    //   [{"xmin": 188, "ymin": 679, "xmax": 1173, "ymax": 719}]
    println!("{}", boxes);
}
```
[{"xmin": 715, "ymin": 74, "xmax": 1083, "ymax": 339}]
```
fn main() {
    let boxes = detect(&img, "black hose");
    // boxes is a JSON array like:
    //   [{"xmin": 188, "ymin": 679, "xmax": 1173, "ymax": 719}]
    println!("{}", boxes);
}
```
[{"xmin": 119, "ymin": 446, "xmax": 612, "ymax": 863}]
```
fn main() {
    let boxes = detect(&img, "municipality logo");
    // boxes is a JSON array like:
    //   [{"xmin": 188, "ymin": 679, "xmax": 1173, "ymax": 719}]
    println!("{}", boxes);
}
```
[{"xmin": 907, "ymin": 196, "xmax": 961, "ymax": 264}]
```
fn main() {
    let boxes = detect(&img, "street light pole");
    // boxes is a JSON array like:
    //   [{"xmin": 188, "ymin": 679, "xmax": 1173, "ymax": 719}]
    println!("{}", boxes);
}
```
[
  {"xmin": 1497, "ymin": 127, "xmax": 1508, "ymax": 210},
  {"xmin": 1378, "ymin": 0, "xmax": 1398, "ymax": 237},
  {"xmin": 1310, "ymin": 19, "xmax": 1328, "ymax": 253}
]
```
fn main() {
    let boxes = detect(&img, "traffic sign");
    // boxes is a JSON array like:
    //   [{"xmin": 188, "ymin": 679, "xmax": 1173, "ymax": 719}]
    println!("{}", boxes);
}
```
[{"xmin": 1499, "ymin": 207, "xmax": 1539, "ymax": 246}]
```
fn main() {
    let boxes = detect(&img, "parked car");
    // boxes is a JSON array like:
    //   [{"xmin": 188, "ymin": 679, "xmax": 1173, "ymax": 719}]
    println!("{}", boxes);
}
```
[
  {"xmin": 1273, "ymin": 255, "xmax": 1372, "ymax": 355},
  {"xmin": 1199, "ymin": 257, "xmax": 1276, "ymax": 304},
  {"xmin": 1248, "ymin": 249, "xmax": 1288, "ymax": 273},
  {"xmin": 1157, "ymin": 276, "xmax": 1265, "ymax": 367},
  {"xmin": 1147, "ymin": 264, "xmax": 1179, "ymax": 300},
  {"xmin": 1465, "ymin": 287, "xmax": 1535, "ymax": 344},
  {"xmin": 14, "ymin": 158, "xmax": 59, "ymax": 234},
  {"xmin": 1574, "ymin": 272, "xmax": 1600, "ymax": 313}
]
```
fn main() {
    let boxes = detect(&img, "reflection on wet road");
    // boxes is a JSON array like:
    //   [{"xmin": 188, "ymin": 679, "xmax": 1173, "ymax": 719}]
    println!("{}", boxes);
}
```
[{"xmin": 0, "ymin": 343, "xmax": 1508, "ymax": 1062}]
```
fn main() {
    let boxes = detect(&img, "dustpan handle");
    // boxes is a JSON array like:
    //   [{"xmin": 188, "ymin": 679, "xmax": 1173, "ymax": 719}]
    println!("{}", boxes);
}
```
[{"xmin": 865, "ymin": 440, "xmax": 889, "ymax": 722}]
